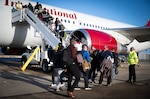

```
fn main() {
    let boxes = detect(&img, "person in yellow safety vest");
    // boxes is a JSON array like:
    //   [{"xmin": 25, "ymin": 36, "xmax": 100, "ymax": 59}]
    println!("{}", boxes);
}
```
[
  {"xmin": 16, "ymin": 1, "xmax": 22, "ymax": 10},
  {"xmin": 126, "ymin": 47, "xmax": 139, "ymax": 84},
  {"xmin": 55, "ymin": 43, "xmax": 63, "ymax": 52}
]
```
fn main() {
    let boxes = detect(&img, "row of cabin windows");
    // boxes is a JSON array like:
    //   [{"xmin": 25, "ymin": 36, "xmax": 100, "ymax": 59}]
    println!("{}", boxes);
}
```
[
  {"xmin": 60, "ymin": 19, "xmax": 75, "ymax": 24},
  {"xmin": 60, "ymin": 19, "xmax": 109, "ymax": 29}
]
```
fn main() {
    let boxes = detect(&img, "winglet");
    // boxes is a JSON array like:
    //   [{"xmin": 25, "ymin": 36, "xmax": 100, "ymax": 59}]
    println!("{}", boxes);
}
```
[{"xmin": 145, "ymin": 19, "xmax": 150, "ymax": 26}]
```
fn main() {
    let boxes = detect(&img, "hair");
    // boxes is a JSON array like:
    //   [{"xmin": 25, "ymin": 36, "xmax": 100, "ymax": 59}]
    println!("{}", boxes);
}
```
[
  {"xmin": 58, "ymin": 45, "xmax": 64, "ymax": 51},
  {"xmin": 76, "ymin": 39, "xmax": 80, "ymax": 42},
  {"xmin": 82, "ymin": 44, "xmax": 88, "ymax": 49},
  {"xmin": 130, "ymin": 47, "xmax": 135, "ymax": 51},
  {"xmin": 70, "ymin": 38, "xmax": 75, "ymax": 45},
  {"xmin": 58, "ymin": 43, "xmax": 62, "ymax": 46}
]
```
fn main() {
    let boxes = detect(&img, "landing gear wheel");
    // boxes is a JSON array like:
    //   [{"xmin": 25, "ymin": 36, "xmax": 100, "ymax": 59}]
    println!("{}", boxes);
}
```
[{"xmin": 42, "ymin": 59, "xmax": 48, "ymax": 72}]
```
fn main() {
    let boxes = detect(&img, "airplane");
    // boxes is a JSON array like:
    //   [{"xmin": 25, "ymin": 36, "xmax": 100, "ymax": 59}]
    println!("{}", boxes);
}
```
[{"xmin": 0, "ymin": 0, "xmax": 150, "ymax": 71}]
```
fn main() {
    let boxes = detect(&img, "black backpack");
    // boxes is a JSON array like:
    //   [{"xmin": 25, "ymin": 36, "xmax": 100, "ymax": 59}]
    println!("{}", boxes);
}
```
[{"xmin": 62, "ymin": 46, "xmax": 73, "ymax": 66}]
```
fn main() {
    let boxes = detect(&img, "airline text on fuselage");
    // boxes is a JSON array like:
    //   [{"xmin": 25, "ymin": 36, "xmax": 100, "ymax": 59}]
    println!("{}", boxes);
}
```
[{"xmin": 4, "ymin": 0, "xmax": 77, "ymax": 20}]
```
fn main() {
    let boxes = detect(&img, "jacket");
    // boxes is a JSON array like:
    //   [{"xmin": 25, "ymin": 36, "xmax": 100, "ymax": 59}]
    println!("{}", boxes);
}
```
[
  {"xmin": 82, "ymin": 50, "xmax": 91, "ymax": 62},
  {"xmin": 82, "ymin": 50, "xmax": 91, "ymax": 71},
  {"xmin": 128, "ymin": 50, "xmax": 139, "ymax": 65}
]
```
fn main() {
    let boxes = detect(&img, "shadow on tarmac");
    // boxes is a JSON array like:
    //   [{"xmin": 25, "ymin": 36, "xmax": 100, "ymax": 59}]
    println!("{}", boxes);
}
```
[{"xmin": 0, "ymin": 58, "xmax": 150, "ymax": 99}]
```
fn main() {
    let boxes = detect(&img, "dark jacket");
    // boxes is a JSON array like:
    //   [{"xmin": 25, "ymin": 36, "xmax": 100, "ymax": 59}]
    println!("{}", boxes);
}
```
[
  {"xmin": 69, "ymin": 44, "xmax": 77, "ymax": 62},
  {"xmin": 53, "ymin": 50, "xmax": 64, "ymax": 68}
]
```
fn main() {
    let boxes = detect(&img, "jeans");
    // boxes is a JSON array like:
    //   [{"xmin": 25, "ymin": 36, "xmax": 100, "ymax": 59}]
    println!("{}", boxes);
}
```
[
  {"xmin": 83, "ymin": 69, "xmax": 90, "ymax": 88},
  {"xmin": 89, "ymin": 65, "xmax": 97, "ymax": 82},
  {"xmin": 67, "ymin": 64, "xmax": 80, "ymax": 92},
  {"xmin": 111, "ymin": 68, "xmax": 115, "ymax": 83},
  {"xmin": 54, "ymin": 68, "xmax": 63, "ymax": 89}
]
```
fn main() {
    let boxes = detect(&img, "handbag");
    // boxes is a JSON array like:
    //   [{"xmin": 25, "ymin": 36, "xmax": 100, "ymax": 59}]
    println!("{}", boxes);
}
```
[{"xmin": 82, "ymin": 59, "xmax": 91, "ymax": 71}]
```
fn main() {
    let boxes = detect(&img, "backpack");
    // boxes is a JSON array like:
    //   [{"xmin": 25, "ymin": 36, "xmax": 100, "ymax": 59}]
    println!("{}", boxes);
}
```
[
  {"xmin": 53, "ymin": 51, "xmax": 63, "ymax": 68},
  {"xmin": 76, "ymin": 53, "xmax": 84, "ymax": 64},
  {"xmin": 47, "ymin": 48, "xmax": 56, "ymax": 62},
  {"xmin": 62, "ymin": 46, "xmax": 73, "ymax": 66}
]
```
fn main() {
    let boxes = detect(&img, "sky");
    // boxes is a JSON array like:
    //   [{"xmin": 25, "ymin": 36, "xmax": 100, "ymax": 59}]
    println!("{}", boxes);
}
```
[{"xmin": 31, "ymin": 0, "xmax": 150, "ymax": 26}]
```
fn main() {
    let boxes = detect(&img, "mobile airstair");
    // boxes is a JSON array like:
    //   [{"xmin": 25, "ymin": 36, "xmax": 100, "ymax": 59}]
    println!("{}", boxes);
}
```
[
  {"xmin": 11, "ymin": 8, "xmax": 72, "ymax": 72},
  {"xmin": 12, "ymin": 8, "xmax": 60, "ymax": 49}
]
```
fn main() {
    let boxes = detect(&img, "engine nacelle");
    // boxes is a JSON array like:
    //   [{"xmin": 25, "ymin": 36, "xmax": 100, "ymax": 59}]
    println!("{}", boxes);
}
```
[{"xmin": 72, "ymin": 29, "xmax": 127, "ymax": 54}]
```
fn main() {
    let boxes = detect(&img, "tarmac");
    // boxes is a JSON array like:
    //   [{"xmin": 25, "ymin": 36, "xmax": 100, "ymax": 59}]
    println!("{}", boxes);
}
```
[{"xmin": 0, "ymin": 55, "xmax": 150, "ymax": 99}]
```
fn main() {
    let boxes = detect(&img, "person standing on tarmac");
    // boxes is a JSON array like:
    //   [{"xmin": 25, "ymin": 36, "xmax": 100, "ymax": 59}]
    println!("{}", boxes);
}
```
[
  {"xmin": 81, "ymin": 44, "xmax": 92, "ymax": 90},
  {"xmin": 110, "ymin": 48, "xmax": 118, "ymax": 83},
  {"xmin": 89, "ymin": 49, "xmax": 100, "ymax": 83},
  {"xmin": 67, "ymin": 38, "xmax": 80, "ymax": 98},
  {"xmin": 126, "ymin": 47, "xmax": 139, "ymax": 83},
  {"xmin": 98, "ymin": 46, "xmax": 113, "ymax": 86},
  {"xmin": 53, "ymin": 44, "xmax": 65, "ymax": 91}
]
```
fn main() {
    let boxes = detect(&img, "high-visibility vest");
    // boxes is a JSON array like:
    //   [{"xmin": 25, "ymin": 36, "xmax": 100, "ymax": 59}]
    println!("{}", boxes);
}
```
[{"xmin": 128, "ymin": 50, "xmax": 139, "ymax": 65}]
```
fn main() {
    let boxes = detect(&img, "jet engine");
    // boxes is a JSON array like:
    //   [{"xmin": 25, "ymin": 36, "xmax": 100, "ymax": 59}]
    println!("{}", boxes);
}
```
[{"xmin": 71, "ymin": 29, "xmax": 127, "ymax": 54}]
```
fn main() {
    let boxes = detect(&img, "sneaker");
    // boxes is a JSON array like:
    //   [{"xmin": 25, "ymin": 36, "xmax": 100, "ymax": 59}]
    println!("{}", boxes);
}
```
[
  {"xmin": 107, "ymin": 84, "xmax": 111, "ymax": 87},
  {"xmin": 89, "ymin": 80, "xmax": 95, "ymax": 84},
  {"xmin": 51, "ymin": 84, "xmax": 56, "ymax": 87},
  {"xmin": 91, "ymin": 81, "xmax": 96, "ymax": 84},
  {"xmin": 74, "ymin": 87, "xmax": 81, "ymax": 90},
  {"xmin": 60, "ymin": 83, "xmax": 65, "ymax": 87},
  {"xmin": 89, "ymin": 79, "xmax": 93, "ymax": 83},
  {"xmin": 126, "ymin": 80, "xmax": 132, "ymax": 83},
  {"xmin": 85, "ymin": 87, "xmax": 92, "ymax": 90}
]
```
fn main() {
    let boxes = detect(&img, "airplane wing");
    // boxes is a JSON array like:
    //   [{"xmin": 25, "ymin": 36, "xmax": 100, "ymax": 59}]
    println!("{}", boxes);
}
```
[
  {"xmin": 108, "ymin": 20, "xmax": 150, "ymax": 42},
  {"xmin": 110, "ymin": 26, "xmax": 150, "ymax": 42}
]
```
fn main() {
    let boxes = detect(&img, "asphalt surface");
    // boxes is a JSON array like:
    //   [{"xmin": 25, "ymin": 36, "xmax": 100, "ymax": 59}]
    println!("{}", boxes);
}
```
[{"xmin": 0, "ymin": 55, "xmax": 150, "ymax": 99}]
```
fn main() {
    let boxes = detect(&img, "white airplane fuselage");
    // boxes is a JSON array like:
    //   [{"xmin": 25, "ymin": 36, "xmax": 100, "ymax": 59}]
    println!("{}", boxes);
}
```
[{"xmin": 0, "ymin": 0, "xmax": 150, "ymax": 54}]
